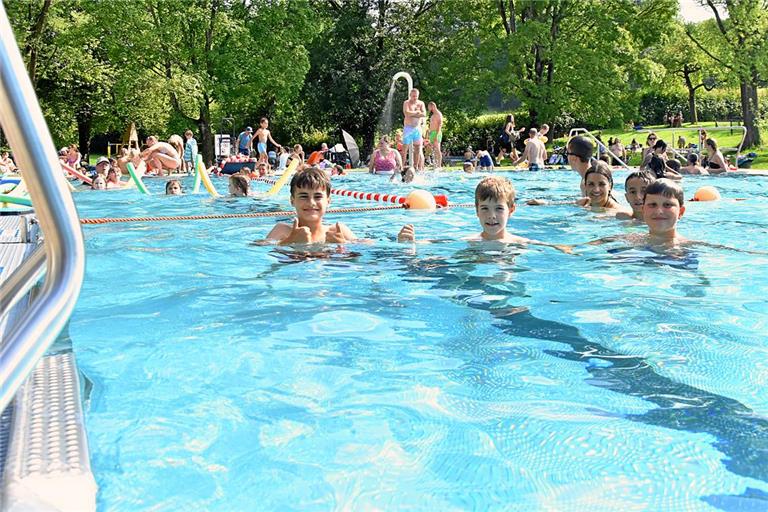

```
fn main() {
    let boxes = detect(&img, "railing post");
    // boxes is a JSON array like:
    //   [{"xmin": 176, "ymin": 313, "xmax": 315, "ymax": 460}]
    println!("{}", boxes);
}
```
[{"xmin": 0, "ymin": 3, "xmax": 86, "ymax": 411}]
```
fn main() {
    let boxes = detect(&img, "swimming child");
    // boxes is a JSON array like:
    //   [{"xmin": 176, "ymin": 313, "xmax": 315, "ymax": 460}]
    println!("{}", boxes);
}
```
[
  {"xmin": 680, "ymin": 153, "xmax": 708, "ymax": 175},
  {"xmin": 254, "ymin": 117, "xmax": 282, "ymax": 165},
  {"xmin": 229, "ymin": 174, "xmax": 251, "ymax": 197},
  {"xmin": 463, "ymin": 161, "xmax": 474, "ymax": 173},
  {"xmin": 165, "ymin": 179, "xmax": 183, "ymax": 195},
  {"xmin": 398, "ymin": 176, "xmax": 571, "ymax": 252},
  {"xmin": 391, "ymin": 166, "xmax": 415, "ymax": 183},
  {"xmin": 91, "ymin": 175, "xmax": 107, "ymax": 190},
  {"xmin": 616, "ymin": 170, "xmax": 655, "ymax": 221},
  {"xmin": 643, "ymin": 179, "xmax": 686, "ymax": 244},
  {"xmin": 265, "ymin": 166, "xmax": 356, "ymax": 245}
]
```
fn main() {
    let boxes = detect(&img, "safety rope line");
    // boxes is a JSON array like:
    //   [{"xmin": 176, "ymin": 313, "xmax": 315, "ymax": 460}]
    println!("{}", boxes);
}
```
[
  {"xmin": 80, "ymin": 204, "xmax": 406, "ymax": 224},
  {"xmin": 79, "ymin": 203, "xmax": 476, "ymax": 224},
  {"xmin": 252, "ymin": 177, "xmax": 408, "ymax": 204}
]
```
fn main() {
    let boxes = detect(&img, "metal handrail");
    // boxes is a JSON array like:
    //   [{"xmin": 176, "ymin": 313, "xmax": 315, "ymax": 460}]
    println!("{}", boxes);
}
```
[
  {"xmin": 0, "ymin": 4, "xmax": 86, "ymax": 411},
  {"xmin": 568, "ymin": 128, "xmax": 631, "ymax": 170}
]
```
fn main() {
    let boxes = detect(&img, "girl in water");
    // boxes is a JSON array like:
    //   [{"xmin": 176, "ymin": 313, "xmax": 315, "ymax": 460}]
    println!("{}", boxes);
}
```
[
  {"xmin": 165, "ymin": 179, "xmax": 183, "ymax": 195},
  {"xmin": 577, "ymin": 161, "xmax": 632, "ymax": 216},
  {"xmin": 228, "ymin": 174, "xmax": 251, "ymax": 197}
]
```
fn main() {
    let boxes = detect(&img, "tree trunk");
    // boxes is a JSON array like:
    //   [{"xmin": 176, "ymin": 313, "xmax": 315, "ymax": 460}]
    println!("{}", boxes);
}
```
[
  {"xmin": 740, "ymin": 80, "xmax": 760, "ymax": 147},
  {"xmin": 76, "ymin": 106, "xmax": 92, "ymax": 163},
  {"xmin": 528, "ymin": 108, "xmax": 538, "ymax": 131},
  {"xmin": 361, "ymin": 125, "xmax": 375, "ymax": 164},
  {"xmin": 24, "ymin": 0, "xmax": 52, "ymax": 87},
  {"xmin": 687, "ymin": 88, "xmax": 698, "ymax": 125},
  {"xmin": 199, "ymin": 97, "xmax": 214, "ymax": 166}
]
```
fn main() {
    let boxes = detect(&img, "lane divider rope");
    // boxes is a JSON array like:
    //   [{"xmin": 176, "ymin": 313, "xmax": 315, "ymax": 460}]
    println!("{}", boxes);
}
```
[
  {"xmin": 252, "ymin": 177, "xmax": 408, "ymax": 205},
  {"xmin": 79, "ymin": 203, "xmax": 476, "ymax": 224}
]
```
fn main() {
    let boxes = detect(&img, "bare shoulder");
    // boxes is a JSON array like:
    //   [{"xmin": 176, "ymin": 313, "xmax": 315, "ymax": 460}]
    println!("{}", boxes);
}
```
[{"xmin": 266, "ymin": 221, "xmax": 291, "ymax": 241}]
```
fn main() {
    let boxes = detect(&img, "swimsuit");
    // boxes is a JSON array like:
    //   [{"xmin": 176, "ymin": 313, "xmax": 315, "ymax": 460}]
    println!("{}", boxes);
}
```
[
  {"xmin": 402, "ymin": 125, "xmax": 422, "ymax": 145},
  {"xmin": 478, "ymin": 154, "xmax": 493, "ymax": 167},
  {"xmin": 257, "ymin": 142, "xmax": 267, "ymax": 154},
  {"xmin": 429, "ymin": 130, "xmax": 442, "ymax": 144},
  {"xmin": 373, "ymin": 150, "xmax": 397, "ymax": 175}
]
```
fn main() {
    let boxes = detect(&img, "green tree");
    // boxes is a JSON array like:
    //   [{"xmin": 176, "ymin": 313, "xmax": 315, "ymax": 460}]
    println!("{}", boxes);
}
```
[
  {"xmin": 98, "ymin": 0, "xmax": 317, "ymax": 162},
  {"xmin": 5, "ymin": 0, "xmax": 117, "ymax": 153},
  {"xmin": 686, "ymin": 0, "xmax": 768, "ymax": 146},
  {"xmin": 301, "ymin": 0, "xmax": 437, "ymax": 155},
  {"xmin": 655, "ymin": 21, "xmax": 718, "ymax": 124}
]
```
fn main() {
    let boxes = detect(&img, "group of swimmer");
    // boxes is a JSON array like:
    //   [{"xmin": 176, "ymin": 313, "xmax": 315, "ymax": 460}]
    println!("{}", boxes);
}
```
[{"xmin": 258, "ymin": 135, "xmax": 725, "ymax": 253}]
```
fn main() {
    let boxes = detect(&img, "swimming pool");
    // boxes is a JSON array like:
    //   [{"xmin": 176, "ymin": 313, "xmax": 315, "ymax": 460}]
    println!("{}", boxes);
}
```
[{"xmin": 68, "ymin": 170, "xmax": 768, "ymax": 510}]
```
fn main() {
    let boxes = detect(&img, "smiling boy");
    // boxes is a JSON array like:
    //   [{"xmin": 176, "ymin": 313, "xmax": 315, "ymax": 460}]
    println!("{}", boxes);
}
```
[
  {"xmin": 616, "ymin": 171, "xmax": 655, "ymax": 221},
  {"xmin": 398, "ymin": 176, "xmax": 570, "ymax": 252},
  {"xmin": 265, "ymin": 167, "xmax": 355, "ymax": 245},
  {"xmin": 643, "ymin": 178, "xmax": 686, "ymax": 244}
]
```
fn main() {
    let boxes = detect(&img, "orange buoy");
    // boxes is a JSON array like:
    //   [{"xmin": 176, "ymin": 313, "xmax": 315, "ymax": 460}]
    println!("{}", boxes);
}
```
[{"xmin": 693, "ymin": 186, "xmax": 720, "ymax": 201}]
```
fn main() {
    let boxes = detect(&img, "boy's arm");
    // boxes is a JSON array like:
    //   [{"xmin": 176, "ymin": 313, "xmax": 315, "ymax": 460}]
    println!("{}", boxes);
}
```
[{"xmin": 267, "ymin": 131, "xmax": 281, "ymax": 147}]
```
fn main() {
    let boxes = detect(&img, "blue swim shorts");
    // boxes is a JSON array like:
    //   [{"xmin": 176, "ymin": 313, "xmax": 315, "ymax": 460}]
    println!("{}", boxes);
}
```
[{"xmin": 402, "ymin": 125, "xmax": 423, "ymax": 145}]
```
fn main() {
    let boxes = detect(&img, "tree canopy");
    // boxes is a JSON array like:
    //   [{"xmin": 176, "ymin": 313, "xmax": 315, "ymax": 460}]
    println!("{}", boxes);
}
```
[{"xmin": 3, "ymin": 0, "xmax": 766, "ymax": 157}]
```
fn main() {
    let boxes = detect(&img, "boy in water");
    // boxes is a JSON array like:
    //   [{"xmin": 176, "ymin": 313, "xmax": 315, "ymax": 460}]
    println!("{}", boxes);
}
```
[
  {"xmin": 616, "ymin": 171, "xmax": 655, "ymax": 221},
  {"xmin": 643, "ymin": 179, "xmax": 686, "ymax": 244},
  {"xmin": 265, "ymin": 167, "xmax": 355, "ymax": 245},
  {"xmin": 398, "ymin": 176, "xmax": 571, "ymax": 252},
  {"xmin": 254, "ymin": 117, "xmax": 282, "ymax": 165}
]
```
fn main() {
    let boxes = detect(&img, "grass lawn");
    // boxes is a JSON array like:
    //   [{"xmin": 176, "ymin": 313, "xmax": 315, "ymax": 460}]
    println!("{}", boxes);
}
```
[{"xmin": 551, "ymin": 122, "xmax": 768, "ymax": 169}]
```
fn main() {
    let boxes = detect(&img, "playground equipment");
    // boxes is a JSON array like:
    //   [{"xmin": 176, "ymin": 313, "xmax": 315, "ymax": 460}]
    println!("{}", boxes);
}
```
[{"xmin": 106, "ymin": 122, "xmax": 140, "ymax": 158}]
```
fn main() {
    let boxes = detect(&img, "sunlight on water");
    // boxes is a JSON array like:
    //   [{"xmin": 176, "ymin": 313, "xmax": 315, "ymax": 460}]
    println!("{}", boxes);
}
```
[{"xmin": 69, "ymin": 171, "xmax": 768, "ymax": 510}]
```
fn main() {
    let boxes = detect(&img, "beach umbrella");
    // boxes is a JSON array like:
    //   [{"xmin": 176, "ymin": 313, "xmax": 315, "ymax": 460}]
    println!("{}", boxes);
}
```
[{"xmin": 341, "ymin": 130, "xmax": 360, "ymax": 168}]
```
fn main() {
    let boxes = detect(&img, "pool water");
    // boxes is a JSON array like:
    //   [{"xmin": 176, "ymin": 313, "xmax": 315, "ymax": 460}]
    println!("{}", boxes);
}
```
[{"xmin": 68, "ymin": 171, "xmax": 768, "ymax": 511}]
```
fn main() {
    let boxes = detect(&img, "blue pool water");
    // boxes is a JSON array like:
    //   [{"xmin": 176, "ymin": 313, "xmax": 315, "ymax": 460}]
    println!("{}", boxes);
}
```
[{"xmin": 68, "ymin": 170, "xmax": 768, "ymax": 511}]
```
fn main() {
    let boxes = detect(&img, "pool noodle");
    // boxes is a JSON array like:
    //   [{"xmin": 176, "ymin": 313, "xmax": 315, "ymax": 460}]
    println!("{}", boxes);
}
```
[
  {"xmin": 0, "ymin": 193, "xmax": 32, "ymax": 207},
  {"xmin": 61, "ymin": 161, "xmax": 93, "ymax": 185},
  {"xmin": 193, "ymin": 155, "xmax": 203, "ymax": 194},
  {"xmin": 265, "ymin": 158, "xmax": 299, "ymax": 196},
  {"xmin": 0, "ymin": 179, "xmax": 29, "ymax": 207},
  {"xmin": 196, "ymin": 157, "xmax": 219, "ymax": 197},
  {"xmin": 126, "ymin": 162, "xmax": 150, "ymax": 194}
]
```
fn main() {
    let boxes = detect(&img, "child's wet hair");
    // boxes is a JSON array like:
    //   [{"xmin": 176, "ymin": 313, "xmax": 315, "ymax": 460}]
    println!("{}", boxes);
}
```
[
  {"xmin": 165, "ymin": 179, "xmax": 182, "ymax": 194},
  {"xmin": 648, "ymin": 155, "xmax": 665, "ymax": 178},
  {"xmin": 644, "ymin": 178, "xmax": 684, "ymax": 204},
  {"xmin": 475, "ymin": 176, "xmax": 516, "ymax": 208},
  {"xmin": 687, "ymin": 153, "xmax": 699, "ymax": 164},
  {"xmin": 290, "ymin": 166, "xmax": 331, "ymax": 196},
  {"xmin": 229, "ymin": 174, "xmax": 250, "ymax": 196},
  {"xmin": 583, "ymin": 160, "xmax": 614, "ymax": 190},
  {"xmin": 567, "ymin": 136, "xmax": 594, "ymax": 162},
  {"xmin": 624, "ymin": 170, "xmax": 655, "ymax": 191}
]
